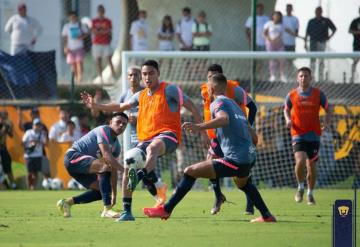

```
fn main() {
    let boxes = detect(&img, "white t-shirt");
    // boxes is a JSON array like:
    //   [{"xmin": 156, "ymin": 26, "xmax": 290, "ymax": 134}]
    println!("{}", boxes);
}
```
[
  {"xmin": 263, "ymin": 21, "xmax": 284, "ymax": 41},
  {"xmin": 158, "ymin": 28, "xmax": 175, "ymax": 51},
  {"xmin": 22, "ymin": 129, "xmax": 46, "ymax": 158},
  {"xmin": 62, "ymin": 22, "xmax": 88, "ymax": 50},
  {"xmin": 282, "ymin": 15, "xmax": 299, "ymax": 46},
  {"xmin": 4, "ymin": 14, "xmax": 42, "ymax": 45},
  {"xmin": 49, "ymin": 120, "xmax": 67, "ymax": 142},
  {"xmin": 129, "ymin": 19, "xmax": 149, "ymax": 51},
  {"xmin": 245, "ymin": 15, "xmax": 270, "ymax": 46},
  {"xmin": 175, "ymin": 17, "xmax": 195, "ymax": 48}
]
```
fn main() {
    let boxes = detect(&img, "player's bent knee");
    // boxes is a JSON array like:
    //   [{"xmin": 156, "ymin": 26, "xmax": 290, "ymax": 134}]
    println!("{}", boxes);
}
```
[{"xmin": 233, "ymin": 176, "xmax": 249, "ymax": 189}]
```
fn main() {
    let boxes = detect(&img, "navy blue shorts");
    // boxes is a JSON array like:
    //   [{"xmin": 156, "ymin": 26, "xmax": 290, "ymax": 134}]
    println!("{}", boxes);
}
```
[
  {"xmin": 208, "ymin": 138, "xmax": 224, "ymax": 158},
  {"xmin": 25, "ymin": 157, "xmax": 42, "ymax": 173},
  {"xmin": 137, "ymin": 132, "xmax": 178, "ymax": 157},
  {"xmin": 212, "ymin": 157, "xmax": 254, "ymax": 178},
  {"xmin": 292, "ymin": 141, "xmax": 320, "ymax": 162},
  {"xmin": 64, "ymin": 150, "xmax": 97, "ymax": 189}
]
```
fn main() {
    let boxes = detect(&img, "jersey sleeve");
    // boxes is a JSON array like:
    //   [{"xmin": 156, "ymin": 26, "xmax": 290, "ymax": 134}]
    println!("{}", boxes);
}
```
[
  {"xmin": 284, "ymin": 93, "xmax": 292, "ymax": 111},
  {"xmin": 319, "ymin": 90, "xmax": 329, "ymax": 110},
  {"xmin": 165, "ymin": 84, "xmax": 186, "ymax": 107},
  {"xmin": 126, "ymin": 91, "xmax": 140, "ymax": 108},
  {"xmin": 210, "ymin": 98, "xmax": 227, "ymax": 117},
  {"xmin": 233, "ymin": 86, "xmax": 251, "ymax": 105},
  {"xmin": 96, "ymin": 126, "xmax": 111, "ymax": 145},
  {"xmin": 22, "ymin": 130, "xmax": 30, "ymax": 143}
]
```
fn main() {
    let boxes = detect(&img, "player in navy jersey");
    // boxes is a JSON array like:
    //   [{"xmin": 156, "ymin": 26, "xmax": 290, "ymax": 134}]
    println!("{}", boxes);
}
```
[
  {"xmin": 143, "ymin": 73, "xmax": 276, "ymax": 222},
  {"xmin": 57, "ymin": 112, "xmax": 128, "ymax": 218}
]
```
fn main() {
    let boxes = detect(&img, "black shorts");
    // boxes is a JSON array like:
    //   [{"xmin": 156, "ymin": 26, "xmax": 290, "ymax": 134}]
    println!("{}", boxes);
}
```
[
  {"xmin": 0, "ymin": 147, "xmax": 12, "ymax": 173},
  {"xmin": 208, "ymin": 138, "xmax": 224, "ymax": 158},
  {"xmin": 137, "ymin": 132, "xmax": 178, "ymax": 157},
  {"xmin": 292, "ymin": 141, "xmax": 320, "ymax": 161},
  {"xmin": 25, "ymin": 157, "xmax": 42, "ymax": 173},
  {"xmin": 212, "ymin": 157, "xmax": 254, "ymax": 178}
]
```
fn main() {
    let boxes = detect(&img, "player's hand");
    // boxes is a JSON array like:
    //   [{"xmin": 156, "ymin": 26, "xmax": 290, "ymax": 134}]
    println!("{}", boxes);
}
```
[
  {"xmin": 80, "ymin": 91, "xmax": 95, "ymax": 109},
  {"xmin": 285, "ymin": 119, "xmax": 292, "ymax": 129},
  {"xmin": 182, "ymin": 122, "xmax": 201, "ymax": 133}
]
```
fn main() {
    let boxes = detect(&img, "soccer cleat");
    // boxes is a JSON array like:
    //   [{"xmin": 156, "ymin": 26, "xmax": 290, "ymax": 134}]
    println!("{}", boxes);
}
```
[
  {"xmin": 127, "ymin": 168, "xmax": 139, "ymax": 191},
  {"xmin": 294, "ymin": 189, "xmax": 304, "ymax": 203},
  {"xmin": 57, "ymin": 199, "xmax": 71, "ymax": 218},
  {"xmin": 116, "ymin": 211, "xmax": 135, "ymax": 221},
  {"xmin": 101, "ymin": 209, "xmax": 120, "ymax": 218},
  {"xmin": 154, "ymin": 183, "xmax": 167, "ymax": 207},
  {"xmin": 307, "ymin": 194, "xmax": 316, "ymax": 205},
  {"xmin": 143, "ymin": 205, "xmax": 171, "ymax": 220},
  {"xmin": 250, "ymin": 215, "xmax": 277, "ymax": 223},
  {"xmin": 210, "ymin": 194, "xmax": 226, "ymax": 215}
]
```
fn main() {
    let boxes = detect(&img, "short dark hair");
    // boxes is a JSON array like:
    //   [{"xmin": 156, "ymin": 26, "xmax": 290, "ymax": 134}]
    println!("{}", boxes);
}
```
[
  {"xmin": 142, "ymin": 60, "xmax": 159, "ymax": 72},
  {"xmin": 97, "ymin": 4, "xmax": 105, "ymax": 12},
  {"xmin": 69, "ymin": 11, "xmax": 77, "ymax": 16},
  {"xmin": 297, "ymin": 67, "xmax": 312, "ymax": 75},
  {"xmin": 183, "ymin": 7, "xmax": 191, "ymax": 13},
  {"xmin": 112, "ymin": 112, "xmax": 129, "ymax": 121},
  {"xmin": 207, "ymin": 64, "xmax": 223, "ymax": 73},
  {"xmin": 209, "ymin": 73, "xmax": 228, "ymax": 87},
  {"xmin": 66, "ymin": 120, "xmax": 75, "ymax": 127}
]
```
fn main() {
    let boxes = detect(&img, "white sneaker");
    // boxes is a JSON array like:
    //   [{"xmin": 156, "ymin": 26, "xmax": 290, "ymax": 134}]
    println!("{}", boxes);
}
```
[
  {"xmin": 101, "ymin": 209, "xmax": 120, "ymax": 218},
  {"xmin": 269, "ymin": 75, "xmax": 276, "ymax": 82},
  {"xmin": 280, "ymin": 75, "xmax": 287, "ymax": 83},
  {"xmin": 57, "ymin": 199, "xmax": 71, "ymax": 218}
]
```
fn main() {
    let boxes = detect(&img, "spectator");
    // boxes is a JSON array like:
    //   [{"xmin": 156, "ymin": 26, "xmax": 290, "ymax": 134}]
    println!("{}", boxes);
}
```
[
  {"xmin": 77, "ymin": 112, "xmax": 90, "ymax": 137},
  {"xmin": 305, "ymin": 6, "xmax": 336, "ymax": 82},
  {"xmin": 62, "ymin": 11, "xmax": 89, "ymax": 84},
  {"xmin": 245, "ymin": 3, "xmax": 270, "ymax": 51},
  {"xmin": 192, "ymin": 11, "xmax": 212, "ymax": 51},
  {"xmin": 263, "ymin": 11, "xmax": 286, "ymax": 82},
  {"xmin": 349, "ymin": 7, "xmax": 360, "ymax": 83},
  {"xmin": 0, "ymin": 111, "xmax": 16, "ymax": 189},
  {"xmin": 4, "ymin": 3, "xmax": 42, "ymax": 55},
  {"xmin": 91, "ymin": 5, "xmax": 116, "ymax": 84},
  {"xmin": 283, "ymin": 4, "xmax": 299, "ymax": 52},
  {"xmin": 49, "ymin": 107, "xmax": 71, "ymax": 142},
  {"xmin": 175, "ymin": 7, "xmax": 194, "ymax": 51},
  {"xmin": 157, "ymin": 15, "xmax": 175, "ymax": 51},
  {"xmin": 22, "ymin": 118, "xmax": 47, "ymax": 190},
  {"xmin": 90, "ymin": 89, "xmax": 112, "ymax": 126},
  {"xmin": 129, "ymin": 10, "xmax": 149, "ymax": 51},
  {"xmin": 58, "ymin": 120, "xmax": 80, "ymax": 143}
]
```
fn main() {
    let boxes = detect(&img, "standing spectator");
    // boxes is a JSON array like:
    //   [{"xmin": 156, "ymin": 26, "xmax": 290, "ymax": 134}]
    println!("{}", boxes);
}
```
[
  {"xmin": 157, "ymin": 15, "xmax": 175, "ymax": 51},
  {"xmin": 283, "ymin": 4, "xmax": 299, "ymax": 52},
  {"xmin": 22, "ymin": 118, "xmax": 47, "ymax": 190},
  {"xmin": 91, "ymin": 5, "xmax": 116, "ymax": 84},
  {"xmin": 175, "ymin": 7, "xmax": 194, "ymax": 51},
  {"xmin": 284, "ymin": 67, "xmax": 331, "ymax": 205},
  {"xmin": 0, "ymin": 111, "xmax": 16, "ymax": 189},
  {"xmin": 58, "ymin": 120, "xmax": 80, "ymax": 143},
  {"xmin": 192, "ymin": 11, "xmax": 212, "ymax": 51},
  {"xmin": 129, "ymin": 10, "xmax": 149, "ymax": 51},
  {"xmin": 349, "ymin": 7, "xmax": 360, "ymax": 83},
  {"xmin": 62, "ymin": 11, "xmax": 89, "ymax": 84},
  {"xmin": 263, "ymin": 11, "xmax": 286, "ymax": 82},
  {"xmin": 305, "ymin": 7, "xmax": 336, "ymax": 82},
  {"xmin": 49, "ymin": 107, "xmax": 71, "ymax": 143},
  {"xmin": 245, "ymin": 3, "xmax": 270, "ymax": 51},
  {"xmin": 4, "ymin": 3, "xmax": 42, "ymax": 55}
]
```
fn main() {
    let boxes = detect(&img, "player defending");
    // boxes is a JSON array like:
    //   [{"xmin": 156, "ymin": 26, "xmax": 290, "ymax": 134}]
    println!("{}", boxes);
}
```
[
  {"xmin": 201, "ymin": 64, "xmax": 257, "ymax": 215},
  {"xmin": 284, "ymin": 67, "xmax": 331, "ymax": 205},
  {"xmin": 144, "ymin": 73, "xmax": 276, "ymax": 223},
  {"xmin": 57, "ymin": 112, "xmax": 128, "ymax": 218},
  {"xmin": 81, "ymin": 60, "xmax": 208, "ymax": 220}
]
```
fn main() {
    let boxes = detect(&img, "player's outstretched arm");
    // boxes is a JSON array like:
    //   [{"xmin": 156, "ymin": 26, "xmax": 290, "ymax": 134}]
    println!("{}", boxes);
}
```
[
  {"xmin": 183, "ymin": 110, "xmax": 229, "ymax": 133},
  {"xmin": 81, "ymin": 91, "xmax": 131, "ymax": 112}
]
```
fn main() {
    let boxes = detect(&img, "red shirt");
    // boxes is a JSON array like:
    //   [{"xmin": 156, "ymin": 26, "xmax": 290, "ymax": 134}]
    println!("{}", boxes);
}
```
[{"xmin": 92, "ymin": 18, "xmax": 112, "ymax": 45}]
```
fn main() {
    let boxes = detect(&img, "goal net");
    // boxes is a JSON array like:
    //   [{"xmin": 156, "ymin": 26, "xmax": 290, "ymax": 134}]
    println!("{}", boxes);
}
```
[{"xmin": 122, "ymin": 51, "xmax": 360, "ymax": 189}]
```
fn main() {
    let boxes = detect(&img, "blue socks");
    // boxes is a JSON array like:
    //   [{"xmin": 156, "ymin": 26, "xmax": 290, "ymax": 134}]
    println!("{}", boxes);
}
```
[
  {"xmin": 142, "ymin": 177, "xmax": 157, "ymax": 196},
  {"xmin": 123, "ymin": 197, "xmax": 132, "ymax": 213},
  {"xmin": 240, "ymin": 180, "xmax": 271, "ymax": 218},
  {"xmin": 210, "ymin": 178, "xmax": 222, "ymax": 199},
  {"xmin": 245, "ymin": 176, "xmax": 255, "ymax": 213},
  {"xmin": 99, "ymin": 172, "xmax": 112, "ymax": 206},
  {"xmin": 73, "ymin": 189, "xmax": 102, "ymax": 204},
  {"xmin": 164, "ymin": 174, "xmax": 196, "ymax": 213}
]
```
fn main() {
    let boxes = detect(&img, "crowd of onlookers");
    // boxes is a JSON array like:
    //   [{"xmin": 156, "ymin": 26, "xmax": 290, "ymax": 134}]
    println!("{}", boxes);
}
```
[{"xmin": 3, "ymin": 3, "xmax": 360, "ymax": 83}]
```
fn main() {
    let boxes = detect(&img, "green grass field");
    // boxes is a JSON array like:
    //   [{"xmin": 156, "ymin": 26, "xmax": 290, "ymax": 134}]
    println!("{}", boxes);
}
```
[{"xmin": 0, "ymin": 188, "xmax": 358, "ymax": 247}]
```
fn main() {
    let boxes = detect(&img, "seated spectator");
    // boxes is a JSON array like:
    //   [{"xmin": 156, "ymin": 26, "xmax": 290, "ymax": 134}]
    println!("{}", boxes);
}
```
[
  {"xmin": 192, "ymin": 11, "xmax": 212, "ymax": 51},
  {"xmin": 22, "ymin": 118, "xmax": 47, "ymax": 190},
  {"xmin": 49, "ymin": 107, "xmax": 71, "ymax": 142},
  {"xmin": 158, "ymin": 15, "xmax": 175, "ymax": 51},
  {"xmin": 58, "ymin": 120, "xmax": 80, "ymax": 143}
]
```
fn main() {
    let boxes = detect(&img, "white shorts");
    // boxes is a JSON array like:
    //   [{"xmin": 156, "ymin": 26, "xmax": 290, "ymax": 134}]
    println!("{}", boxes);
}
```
[{"xmin": 92, "ymin": 44, "xmax": 112, "ymax": 58}]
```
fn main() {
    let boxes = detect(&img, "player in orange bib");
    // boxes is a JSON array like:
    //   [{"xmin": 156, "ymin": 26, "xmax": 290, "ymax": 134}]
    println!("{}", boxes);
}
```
[
  {"xmin": 284, "ymin": 67, "xmax": 331, "ymax": 205},
  {"xmin": 201, "ymin": 64, "xmax": 258, "ymax": 215}
]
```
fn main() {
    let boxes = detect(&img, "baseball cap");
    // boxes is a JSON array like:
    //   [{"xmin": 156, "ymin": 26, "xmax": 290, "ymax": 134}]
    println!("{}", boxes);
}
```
[{"xmin": 33, "ymin": 118, "xmax": 41, "ymax": 125}]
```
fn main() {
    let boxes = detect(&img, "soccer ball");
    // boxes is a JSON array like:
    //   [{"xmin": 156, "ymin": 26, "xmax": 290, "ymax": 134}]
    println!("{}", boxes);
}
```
[
  {"xmin": 67, "ymin": 178, "xmax": 85, "ymax": 190},
  {"xmin": 42, "ymin": 178, "xmax": 52, "ymax": 190},
  {"xmin": 124, "ymin": 147, "xmax": 146, "ymax": 169},
  {"xmin": 50, "ymin": 178, "xmax": 63, "ymax": 190}
]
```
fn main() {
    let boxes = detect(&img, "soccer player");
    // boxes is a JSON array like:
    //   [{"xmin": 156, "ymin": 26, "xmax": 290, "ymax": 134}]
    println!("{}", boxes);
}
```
[
  {"xmin": 284, "ymin": 67, "xmax": 331, "ymax": 205},
  {"xmin": 57, "ymin": 112, "xmax": 128, "ymax": 218},
  {"xmin": 201, "ymin": 64, "xmax": 257, "ymax": 215},
  {"xmin": 143, "ymin": 73, "xmax": 276, "ymax": 222},
  {"xmin": 81, "ymin": 59, "xmax": 208, "ymax": 220}
]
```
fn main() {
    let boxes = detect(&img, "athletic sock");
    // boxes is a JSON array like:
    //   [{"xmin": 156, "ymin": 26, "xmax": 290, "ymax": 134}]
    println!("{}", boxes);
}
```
[
  {"xmin": 142, "ymin": 177, "xmax": 157, "ymax": 196},
  {"xmin": 73, "ymin": 189, "xmax": 102, "ymax": 204},
  {"xmin": 245, "ymin": 176, "xmax": 255, "ymax": 212},
  {"xmin": 164, "ymin": 174, "xmax": 196, "ymax": 213},
  {"xmin": 210, "ymin": 178, "xmax": 222, "ymax": 199},
  {"xmin": 137, "ymin": 168, "xmax": 147, "ymax": 181},
  {"xmin": 298, "ymin": 182, "xmax": 304, "ymax": 191},
  {"xmin": 99, "ymin": 172, "xmax": 112, "ymax": 206},
  {"xmin": 146, "ymin": 170, "xmax": 159, "ymax": 184},
  {"xmin": 123, "ymin": 197, "xmax": 132, "ymax": 213},
  {"xmin": 240, "ymin": 181, "xmax": 272, "ymax": 218},
  {"xmin": 307, "ymin": 189, "xmax": 313, "ymax": 196}
]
